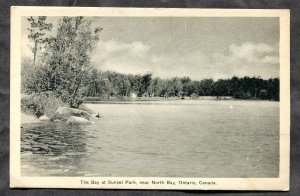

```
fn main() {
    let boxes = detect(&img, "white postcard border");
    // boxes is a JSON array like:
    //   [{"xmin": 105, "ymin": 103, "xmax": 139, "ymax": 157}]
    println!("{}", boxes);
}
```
[{"xmin": 10, "ymin": 7, "xmax": 290, "ymax": 190}]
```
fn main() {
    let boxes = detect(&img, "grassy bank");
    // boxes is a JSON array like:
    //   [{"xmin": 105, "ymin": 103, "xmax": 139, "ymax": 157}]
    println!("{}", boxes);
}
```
[
  {"xmin": 21, "ymin": 92, "xmax": 67, "ymax": 118},
  {"xmin": 21, "ymin": 92, "xmax": 94, "ymax": 119}
]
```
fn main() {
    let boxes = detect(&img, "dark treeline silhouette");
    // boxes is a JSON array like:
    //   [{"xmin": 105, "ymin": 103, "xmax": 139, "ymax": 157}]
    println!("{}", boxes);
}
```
[
  {"xmin": 22, "ymin": 62, "xmax": 279, "ymax": 103},
  {"xmin": 83, "ymin": 69, "xmax": 279, "ymax": 101}
]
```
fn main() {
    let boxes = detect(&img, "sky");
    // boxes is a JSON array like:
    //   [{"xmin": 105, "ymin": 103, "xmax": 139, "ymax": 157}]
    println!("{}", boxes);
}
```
[{"xmin": 22, "ymin": 17, "xmax": 279, "ymax": 80}]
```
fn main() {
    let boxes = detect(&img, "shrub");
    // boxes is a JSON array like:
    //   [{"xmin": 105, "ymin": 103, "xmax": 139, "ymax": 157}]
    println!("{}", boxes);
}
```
[{"xmin": 21, "ymin": 92, "xmax": 66, "ymax": 118}]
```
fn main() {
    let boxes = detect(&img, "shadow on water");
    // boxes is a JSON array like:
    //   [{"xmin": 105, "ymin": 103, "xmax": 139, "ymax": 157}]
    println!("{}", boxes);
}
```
[
  {"xmin": 21, "ymin": 122, "xmax": 88, "ymax": 156},
  {"xmin": 21, "ymin": 122, "xmax": 92, "ymax": 176}
]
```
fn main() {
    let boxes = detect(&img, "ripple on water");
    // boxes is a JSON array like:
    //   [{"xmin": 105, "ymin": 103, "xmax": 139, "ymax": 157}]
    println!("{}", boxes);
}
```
[{"xmin": 21, "ymin": 101, "xmax": 279, "ymax": 177}]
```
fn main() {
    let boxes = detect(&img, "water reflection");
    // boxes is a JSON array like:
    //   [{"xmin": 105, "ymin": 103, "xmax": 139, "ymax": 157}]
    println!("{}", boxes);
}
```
[
  {"xmin": 22, "ymin": 122, "xmax": 88, "ymax": 155},
  {"xmin": 21, "ymin": 122, "xmax": 93, "ymax": 176}
]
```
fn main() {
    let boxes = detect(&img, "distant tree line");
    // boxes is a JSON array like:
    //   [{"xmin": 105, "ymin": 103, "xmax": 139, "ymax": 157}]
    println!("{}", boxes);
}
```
[
  {"xmin": 82, "ymin": 69, "xmax": 280, "ymax": 101},
  {"xmin": 23, "ymin": 58, "xmax": 280, "ymax": 103}
]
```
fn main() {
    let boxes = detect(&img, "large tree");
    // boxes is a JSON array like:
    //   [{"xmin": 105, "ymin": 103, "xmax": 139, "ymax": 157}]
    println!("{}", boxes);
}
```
[{"xmin": 44, "ymin": 17, "xmax": 102, "ymax": 108}]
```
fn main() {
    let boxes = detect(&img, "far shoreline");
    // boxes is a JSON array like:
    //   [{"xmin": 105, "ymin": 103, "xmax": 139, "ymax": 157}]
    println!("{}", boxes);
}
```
[
  {"xmin": 83, "ymin": 96, "xmax": 279, "ymax": 104},
  {"xmin": 21, "ymin": 97, "xmax": 278, "ymax": 124}
]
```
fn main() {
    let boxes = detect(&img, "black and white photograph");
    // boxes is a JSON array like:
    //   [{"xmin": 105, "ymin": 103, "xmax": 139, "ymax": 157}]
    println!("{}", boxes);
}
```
[{"xmin": 10, "ymin": 7, "xmax": 290, "ymax": 190}]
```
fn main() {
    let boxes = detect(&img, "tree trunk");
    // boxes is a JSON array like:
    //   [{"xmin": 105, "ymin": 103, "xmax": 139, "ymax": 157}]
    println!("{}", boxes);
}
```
[{"xmin": 33, "ymin": 40, "xmax": 38, "ymax": 64}]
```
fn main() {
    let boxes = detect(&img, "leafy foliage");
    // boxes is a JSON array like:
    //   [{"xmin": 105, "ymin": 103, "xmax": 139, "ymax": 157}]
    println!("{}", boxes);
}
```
[
  {"xmin": 27, "ymin": 16, "xmax": 53, "ymax": 63},
  {"xmin": 21, "ymin": 92, "xmax": 66, "ymax": 118},
  {"xmin": 24, "ymin": 16, "xmax": 102, "ymax": 108},
  {"xmin": 44, "ymin": 17, "xmax": 102, "ymax": 108},
  {"xmin": 82, "ymin": 69, "xmax": 280, "ymax": 101}
]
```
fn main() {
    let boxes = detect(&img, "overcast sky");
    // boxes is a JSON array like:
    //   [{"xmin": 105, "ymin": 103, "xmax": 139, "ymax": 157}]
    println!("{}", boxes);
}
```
[{"xmin": 22, "ymin": 17, "xmax": 279, "ymax": 80}]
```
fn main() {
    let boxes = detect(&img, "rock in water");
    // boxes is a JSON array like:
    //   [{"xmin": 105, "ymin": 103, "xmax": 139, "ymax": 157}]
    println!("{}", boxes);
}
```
[
  {"xmin": 66, "ymin": 116, "xmax": 91, "ymax": 125},
  {"xmin": 51, "ymin": 107, "xmax": 93, "ymax": 121},
  {"xmin": 39, "ymin": 115, "xmax": 50, "ymax": 121},
  {"xmin": 92, "ymin": 112, "xmax": 101, "ymax": 118}
]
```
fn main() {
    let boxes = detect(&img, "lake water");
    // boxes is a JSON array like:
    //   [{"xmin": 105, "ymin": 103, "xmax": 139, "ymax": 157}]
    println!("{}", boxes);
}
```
[{"xmin": 21, "ymin": 100, "xmax": 279, "ymax": 177}]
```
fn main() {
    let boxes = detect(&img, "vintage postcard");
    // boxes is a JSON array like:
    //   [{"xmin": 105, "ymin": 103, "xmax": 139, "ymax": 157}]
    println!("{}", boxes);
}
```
[{"xmin": 10, "ymin": 7, "xmax": 290, "ymax": 190}]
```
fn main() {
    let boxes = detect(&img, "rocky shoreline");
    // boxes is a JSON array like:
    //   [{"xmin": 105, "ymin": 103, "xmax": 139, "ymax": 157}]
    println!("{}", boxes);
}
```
[{"xmin": 21, "ymin": 106, "xmax": 100, "ymax": 125}]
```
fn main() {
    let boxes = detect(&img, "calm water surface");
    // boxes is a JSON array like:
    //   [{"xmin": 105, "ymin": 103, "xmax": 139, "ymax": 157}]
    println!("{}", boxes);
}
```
[{"xmin": 21, "ymin": 100, "xmax": 279, "ymax": 177}]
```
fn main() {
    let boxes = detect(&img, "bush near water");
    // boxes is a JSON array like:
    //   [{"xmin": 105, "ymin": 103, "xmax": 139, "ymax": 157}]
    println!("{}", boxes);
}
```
[{"xmin": 21, "ymin": 92, "xmax": 66, "ymax": 118}]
